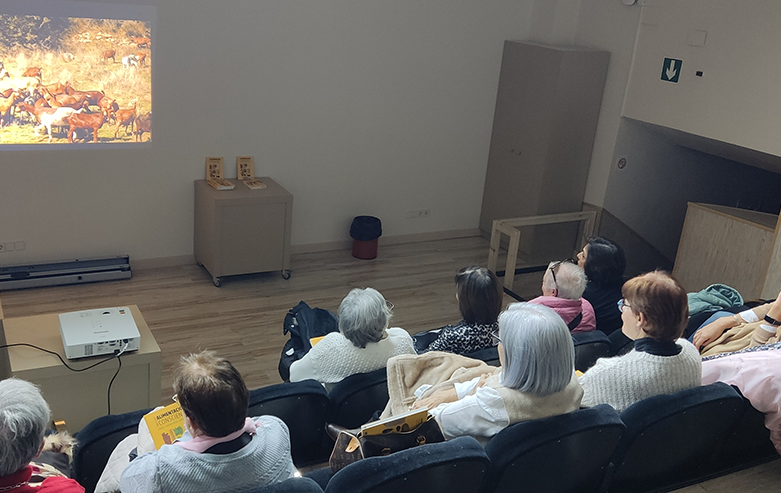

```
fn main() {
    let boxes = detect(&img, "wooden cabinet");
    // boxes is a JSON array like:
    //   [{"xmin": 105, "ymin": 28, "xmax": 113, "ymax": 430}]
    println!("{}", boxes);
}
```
[
  {"xmin": 479, "ymin": 41, "xmax": 609, "ymax": 263},
  {"xmin": 194, "ymin": 178, "xmax": 293, "ymax": 286},
  {"xmin": 673, "ymin": 203, "xmax": 781, "ymax": 300}
]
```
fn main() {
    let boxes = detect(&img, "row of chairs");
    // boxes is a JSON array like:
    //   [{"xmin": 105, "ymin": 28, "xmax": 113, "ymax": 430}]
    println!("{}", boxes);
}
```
[{"xmin": 72, "ymin": 378, "xmax": 777, "ymax": 493}]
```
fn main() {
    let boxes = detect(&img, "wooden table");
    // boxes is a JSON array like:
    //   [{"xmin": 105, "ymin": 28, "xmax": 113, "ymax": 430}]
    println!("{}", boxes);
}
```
[
  {"xmin": 3, "ymin": 305, "xmax": 161, "ymax": 432},
  {"xmin": 194, "ymin": 177, "xmax": 293, "ymax": 287}
]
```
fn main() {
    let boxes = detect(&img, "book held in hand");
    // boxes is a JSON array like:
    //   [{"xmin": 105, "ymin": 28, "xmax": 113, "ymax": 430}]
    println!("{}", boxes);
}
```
[{"xmin": 143, "ymin": 402, "xmax": 186, "ymax": 449}]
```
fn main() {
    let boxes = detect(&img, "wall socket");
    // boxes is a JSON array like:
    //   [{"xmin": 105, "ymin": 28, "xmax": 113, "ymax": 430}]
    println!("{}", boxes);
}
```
[
  {"xmin": 405, "ymin": 209, "xmax": 430, "ymax": 219},
  {"xmin": 0, "ymin": 241, "xmax": 25, "ymax": 252}
]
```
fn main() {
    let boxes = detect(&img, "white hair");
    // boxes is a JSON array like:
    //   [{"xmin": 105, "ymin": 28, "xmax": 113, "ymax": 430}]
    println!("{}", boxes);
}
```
[
  {"xmin": 0, "ymin": 378, "xmax": 51, "ymax": 476},
  {"xmin": 542, "ymin": 261, "xmax": 588, "ymax": 300},
  {"xmin": 338, "ymin": 288, "xmax": 391, "ymax": 348},
  {"xmin": 499, "ymin": 303, "xmax": 575, "ymax": 396}
]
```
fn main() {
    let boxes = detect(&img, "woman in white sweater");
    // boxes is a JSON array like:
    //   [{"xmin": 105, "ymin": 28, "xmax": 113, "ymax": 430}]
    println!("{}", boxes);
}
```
[
  {"xmin": 289, "ymin": 287, "xmax": 416, "ymax": 384},
  {"xmin": 578, "ymin": 271, "xmax": 702, "ymax": 412},
  {"xmin": 413, "ymin": 303, "xmax": 583, "ymax": 444}
]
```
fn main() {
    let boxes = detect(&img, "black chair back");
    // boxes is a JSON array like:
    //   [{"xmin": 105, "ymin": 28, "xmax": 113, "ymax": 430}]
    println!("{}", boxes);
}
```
[
  {"xmin": 573, "ymin": 330, "xmax": 611, "ymax": 372},
  {"xmin": 73, "ymin": 408, "xmax": 151, "ymax": 493},
  {"xmin": 323, "ymin": 436, "xmax": 490, "ymax": 493},
  {"xmin": 606, "ymin": 382, "xmax": 744, "ymax": 492},
  {"xmin": 465, "ymin": 346, "xmax": 500, "ymax": 366},
  {"xmin": 326, "ymin": 368, "xmax": 388, "ymax": 428},
  {"xmin": 248, "ymin": 380, "xmax": 330, "ymax": 467},
  {"xmin": 484, "ymin": 405, "xmax": 624, "ymax": 493}
]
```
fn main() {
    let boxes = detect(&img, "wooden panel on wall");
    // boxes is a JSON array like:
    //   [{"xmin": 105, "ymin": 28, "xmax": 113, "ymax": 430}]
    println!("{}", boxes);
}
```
[{"xmin": 673, "ymin": 203, "xmax": 776, "ymax": 299}]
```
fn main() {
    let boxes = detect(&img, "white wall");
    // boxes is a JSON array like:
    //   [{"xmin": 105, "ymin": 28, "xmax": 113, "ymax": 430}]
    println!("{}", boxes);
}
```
[{"xmin": 0, "ymin": 0, "xmax": 533, "ymax": 265}]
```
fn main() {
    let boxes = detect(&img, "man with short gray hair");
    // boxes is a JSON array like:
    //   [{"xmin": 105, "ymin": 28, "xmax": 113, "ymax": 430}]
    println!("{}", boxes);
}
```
[
  {"xmin": 0, "ymin": 378, "xmax": 84, "ymax": 492},
  {"xmin": 527, "ymin": 260, "xmax": 596, "ymax": 333}
]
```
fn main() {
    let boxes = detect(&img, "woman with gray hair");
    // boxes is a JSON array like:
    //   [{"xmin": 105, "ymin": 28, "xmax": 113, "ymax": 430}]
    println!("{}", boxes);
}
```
[
  {"xmin": 413, "ymin": 303, "xmax": 583, "ymax": 443},
  {"xmin": 0, "ymin": 378, "xmax": 84, "ymax": 492},
  {"xmin": 290, "ymin": 287, "xmax": 416, "ymax": 384},
  {"xmin": 528, "ymin": 259, "xmax": 596, "ymax": 333}
]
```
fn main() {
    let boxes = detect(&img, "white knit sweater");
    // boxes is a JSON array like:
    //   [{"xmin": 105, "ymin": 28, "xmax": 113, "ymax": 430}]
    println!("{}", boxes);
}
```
[
  {"xmin": 289, "ymin": 327, "xmax": 416, "ymax": 384},
  {"xmin": 119, "ymin": 416, "xmax": 295, "ymax": 493},
  {"xmin": 578, "ymin": 338, "xmax": 702, "ymax": 412}
]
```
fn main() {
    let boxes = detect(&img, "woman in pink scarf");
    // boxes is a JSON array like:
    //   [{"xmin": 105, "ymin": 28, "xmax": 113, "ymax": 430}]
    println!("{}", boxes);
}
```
[{"xmin": 528, "ymin": 260, "xmax": 596, "ymax": 333}]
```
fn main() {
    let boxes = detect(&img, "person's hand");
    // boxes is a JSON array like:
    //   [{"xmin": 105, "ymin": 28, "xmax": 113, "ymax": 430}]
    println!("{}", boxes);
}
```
[
  {"xmin": 692, "ymin": 318, "xmax": 732, "ymax": 350},
  {"xmin": 412, "ymin": 387, "xmax": 458, "ymax": 410}
]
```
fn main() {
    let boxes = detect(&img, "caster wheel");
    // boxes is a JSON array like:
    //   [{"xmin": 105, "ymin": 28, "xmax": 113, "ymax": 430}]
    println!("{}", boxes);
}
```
[
  {"xmin": 212, "ymin": 277, "xmax": 221, "ymax": 287},
  {"xmin": 281, "ymin": 270, "xmax": 292, "ymax": 280}
]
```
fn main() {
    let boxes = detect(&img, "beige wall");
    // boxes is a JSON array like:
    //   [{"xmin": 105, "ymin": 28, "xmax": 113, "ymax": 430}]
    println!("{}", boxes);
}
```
[{"xmin": 0, "ymin": 0, "xmax": 533, "ymax": 265}]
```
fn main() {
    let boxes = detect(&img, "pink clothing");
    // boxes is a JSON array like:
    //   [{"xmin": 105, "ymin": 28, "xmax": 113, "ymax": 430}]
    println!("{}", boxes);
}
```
[
  {"xmin": 175, "ymin": 418, "xmax": 259, "ymax": 453},
  {"xmin": 528, "ymin": 296, "xmax": 596, "ymax": 333},
  {"xmin": 702, "ymin": 351, "xmax": 781, "ymax": 454}
]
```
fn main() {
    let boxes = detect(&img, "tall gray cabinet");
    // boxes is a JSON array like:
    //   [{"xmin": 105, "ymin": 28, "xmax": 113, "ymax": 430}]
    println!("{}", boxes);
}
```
[{"xmin": 479, "ymin": 41, "xmax": 609, "ymax": 263}]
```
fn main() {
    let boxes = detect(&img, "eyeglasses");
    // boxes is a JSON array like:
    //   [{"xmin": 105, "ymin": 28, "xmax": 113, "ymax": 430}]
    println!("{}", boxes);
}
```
[
  {"xmin": 548, "ymin": 258, "xmax": 576, "ymax": 289},
  {"xmin": 386, "ymin": 301, "xmax": 394, "ymax": 311},
  {"xmin": 617, "ymin": 299, "xmax": 631, "ymax": 313},
  {"xmin": 172, "ymin": 393, "xmax": 178, "ymax": 402},
  {"xmin": 490, "ymin": 329, "xmax": 501, "ymax": 346}
]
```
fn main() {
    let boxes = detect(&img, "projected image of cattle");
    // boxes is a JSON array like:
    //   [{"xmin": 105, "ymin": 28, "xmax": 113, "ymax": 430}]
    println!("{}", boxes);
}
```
[{"xmin": 0, "ymin": 15, "xmax": 151, "ymax": 144}]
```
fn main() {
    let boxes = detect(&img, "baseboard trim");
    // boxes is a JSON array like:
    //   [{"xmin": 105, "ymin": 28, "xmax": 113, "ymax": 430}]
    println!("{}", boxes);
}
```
[
  {"xmin": 132, "ymin": 255, "xmax": 195, "ymax": 271},
  {"xmin": 290, "ymin": 228, "xmax": 482, "ymax": 255}
]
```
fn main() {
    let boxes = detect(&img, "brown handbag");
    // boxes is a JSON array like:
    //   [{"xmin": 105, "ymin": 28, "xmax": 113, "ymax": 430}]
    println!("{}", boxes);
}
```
[{"xmin": 328, "ymin": 415, "xmax": 445, "ymax": 472}]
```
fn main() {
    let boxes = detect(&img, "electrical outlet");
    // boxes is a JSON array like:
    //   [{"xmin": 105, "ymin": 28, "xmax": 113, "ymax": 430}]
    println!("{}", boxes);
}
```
[
  {"xmin": 0, "ymin": 243, "xmax": 4, "ymax": 252},
  {"xmin": 14, "ymin": 241, "xmax": 24, "ymax": 251},
  {"xmin": 405, "ymin": 209, "xmax": 431, "ymax": 219},
  {"xmin": 4, "ymin": 242, "xmax": 15, "ymax": 251}
]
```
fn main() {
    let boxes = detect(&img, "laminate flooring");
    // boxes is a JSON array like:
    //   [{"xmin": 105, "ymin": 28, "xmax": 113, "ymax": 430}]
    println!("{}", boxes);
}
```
[{"xmin": 1, "ymin": 235, "xmax": 777, "ymax": 489}]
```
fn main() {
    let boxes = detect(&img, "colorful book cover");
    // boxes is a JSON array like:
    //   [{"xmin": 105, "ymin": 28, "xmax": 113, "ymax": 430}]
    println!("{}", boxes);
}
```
[{"xmin": 143, "ymin": 402, "xmax": 186, "ymax": 449}]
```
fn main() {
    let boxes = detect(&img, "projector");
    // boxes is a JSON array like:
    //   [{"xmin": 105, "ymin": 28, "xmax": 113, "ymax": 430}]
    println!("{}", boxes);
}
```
[{"xmin": 59, "ymin": 307, "xmax": 140, "ymax": 359}]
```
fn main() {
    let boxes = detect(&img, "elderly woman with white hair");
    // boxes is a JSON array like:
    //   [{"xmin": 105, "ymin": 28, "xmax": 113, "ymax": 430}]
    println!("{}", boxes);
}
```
[
  {"xmin": 290, "ymin": 287, "xmax": 416, "ymax": 384},
  {"xmin": 528, "ymin": 259, "xmax": 596, "ymax": 333},
  {"xmin": 0, "ymin": 378, "xmax": 84, "ymax": 492},
  {"xmin": 413, "ymin": 303, "xmax": 583, "ymax": 443}
]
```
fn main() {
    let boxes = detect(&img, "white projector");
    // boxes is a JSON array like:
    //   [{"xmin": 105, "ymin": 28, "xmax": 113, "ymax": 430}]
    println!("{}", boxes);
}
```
[{"xmin": 59, "ymin": 307, "xmax": 141, "ymax": 359}]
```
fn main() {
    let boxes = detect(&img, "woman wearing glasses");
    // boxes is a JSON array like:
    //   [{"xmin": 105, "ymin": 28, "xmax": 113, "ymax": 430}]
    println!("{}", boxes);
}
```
[
  {"xmin": 528, "ymin": 259, "xmax": 596, "ymax": 333},
  {"xmin": 289, "ymin": 287, "xmax": 415, "ymax": 384},
  {"xmin": 413, "ymin": 303, "xmax": 583, "ymax": 444},
  {"xmin": 578, "ymin": 271, "xmax": 701, "ymax": 412}
]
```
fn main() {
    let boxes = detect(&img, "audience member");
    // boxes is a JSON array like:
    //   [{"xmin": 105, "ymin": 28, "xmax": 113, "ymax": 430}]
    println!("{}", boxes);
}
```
[
  {"xmin": 578, "ymin": 271, "xmax": 701, "ymax": 412},
  {"xmin": 528, "ymin": 260, "xmax": 595, "ymax": 333},
  {"xmin": 289, "ymin": 288, "xmax": 415, "ymax": 384},
  {"xmin": 120, "ymin": 351, "xmax": 295, "ymax": 493},
  {"xmin": 578, "ymin": 237, "xmax": 627, "ymax": 335},
  {"xmin": 692, "ymin": 290, "xmax": 781, "ymax": 357},
  {"xmin": 0, "ymin": 378, "xmax": 84, "ymax": 492},
  {"xmin": 423, "ymin": 266, "xmax": 503, "ymax": 355},
  {"xmin": 412, "ymin": 303, "xmax": 582, "ymax": 444}
]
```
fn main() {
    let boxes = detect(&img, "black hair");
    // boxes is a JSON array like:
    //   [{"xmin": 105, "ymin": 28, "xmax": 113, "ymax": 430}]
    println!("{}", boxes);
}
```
[
  {"xmin": 584, "ymin": 237, "xmax": 626, "ymax": 287},
  {"xmin": 455, "ymin": 266, "xmax": 503, "ymax": 325}
]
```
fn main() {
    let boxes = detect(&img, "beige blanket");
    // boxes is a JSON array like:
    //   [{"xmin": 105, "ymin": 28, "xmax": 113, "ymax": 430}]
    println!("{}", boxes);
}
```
[
  {"xmin": 382, "ymin": 351, "xmax": 497, "ymax": 418},
  {"xmin": 701, "ymin": 321, "xmax": 781, "ymax": 357}
]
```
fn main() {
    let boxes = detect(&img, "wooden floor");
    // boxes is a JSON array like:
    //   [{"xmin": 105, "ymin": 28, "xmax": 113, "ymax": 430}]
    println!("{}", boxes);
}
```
[{"xmin": 1, "ymin": 236, "xmax": 777, "ymax": 489}]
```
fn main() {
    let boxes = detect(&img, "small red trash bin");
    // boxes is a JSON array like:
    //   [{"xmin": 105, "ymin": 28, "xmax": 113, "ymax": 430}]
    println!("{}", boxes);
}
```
[{"xmin": 350, "ymin": 216, "xmax": 382, "ymax": 260}]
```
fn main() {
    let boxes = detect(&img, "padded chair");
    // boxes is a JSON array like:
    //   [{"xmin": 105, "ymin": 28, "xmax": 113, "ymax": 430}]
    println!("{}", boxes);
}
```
[
  {"xmin": 484, "ymin": 405, "xmax": 625, "ymax": 493},
  {"xmin": 253, "ymin": 477, "xmax": 324, "ymax": 493},
  {"xmin": 708, "ymin": 389, "xmax": 779, "ymax": 474},
  {"xmin": 323, "ymin": 436, "xmax": 490, "ymax": 493},
  {"xmin": 604, "ymin": 382, "xmax": 745, "ymax": 493},
  {"xmin": 572, "ymin": 330, "xmax": 611, "ymax": 372},
  {"xmin": 326, "ymin": 368, "xmax": 389, "ymax": 428},
  {"xmin": 73, "ymin": 408, "xmax": 151, "ymax": 493},
  {"xmin": 248, "ymin": 380, "xmax": 330, "ymax": 467},
  {"xmin": 465, "ymin": 346, "xmax": 501, "ymax": 367}
]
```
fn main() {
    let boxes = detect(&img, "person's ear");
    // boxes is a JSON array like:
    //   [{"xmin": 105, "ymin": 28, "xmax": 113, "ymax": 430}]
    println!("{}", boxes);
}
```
[{"xmin": 636, "ymin": 312, "xmax": 647, "ymax": 330}]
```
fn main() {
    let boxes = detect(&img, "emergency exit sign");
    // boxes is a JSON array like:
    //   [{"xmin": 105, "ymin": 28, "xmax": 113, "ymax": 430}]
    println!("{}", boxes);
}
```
[{"xmin": 661, "ymin": 58, "xmax": 683, "ymax": 83}]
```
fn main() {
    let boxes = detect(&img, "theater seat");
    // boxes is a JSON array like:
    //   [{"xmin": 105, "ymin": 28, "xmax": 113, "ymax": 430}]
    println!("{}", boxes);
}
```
[
  {"xmin": 326, "ymin": 368, "xmax": 389, "ymax": 428},
  {"xmin": 464, "ymin": 346, "xmax": 500, "ymax": 366},
  {"xmin": 604, "ymin": 382, "xmax": 744, "ymax": 493},
  {"xmin": 73, "ymin": 408, "xmax": 151, "ymax": 493},
  {"xmin": 323, "ymin": 436, "xmax": 490, "ymax": 493},
  {"xmin": 248, "ymin": 380, "xmax": 330, "ymax": 467},
  {"xmin": 572, "ymin": 330, "xmax": 612, "ymax": 372},
  {"xmin": 484, "ymin": 405, "xmax": 624, "ymax": 493}
]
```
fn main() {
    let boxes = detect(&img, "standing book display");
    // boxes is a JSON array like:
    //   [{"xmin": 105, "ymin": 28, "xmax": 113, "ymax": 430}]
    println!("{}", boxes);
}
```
[
  {"xmin": 206, "ymin": 157, "xmax": 235, "ymax": 190},
  {"xmin": 237, "ymin": 156, "xmax": 267, "ymax": 190}
]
